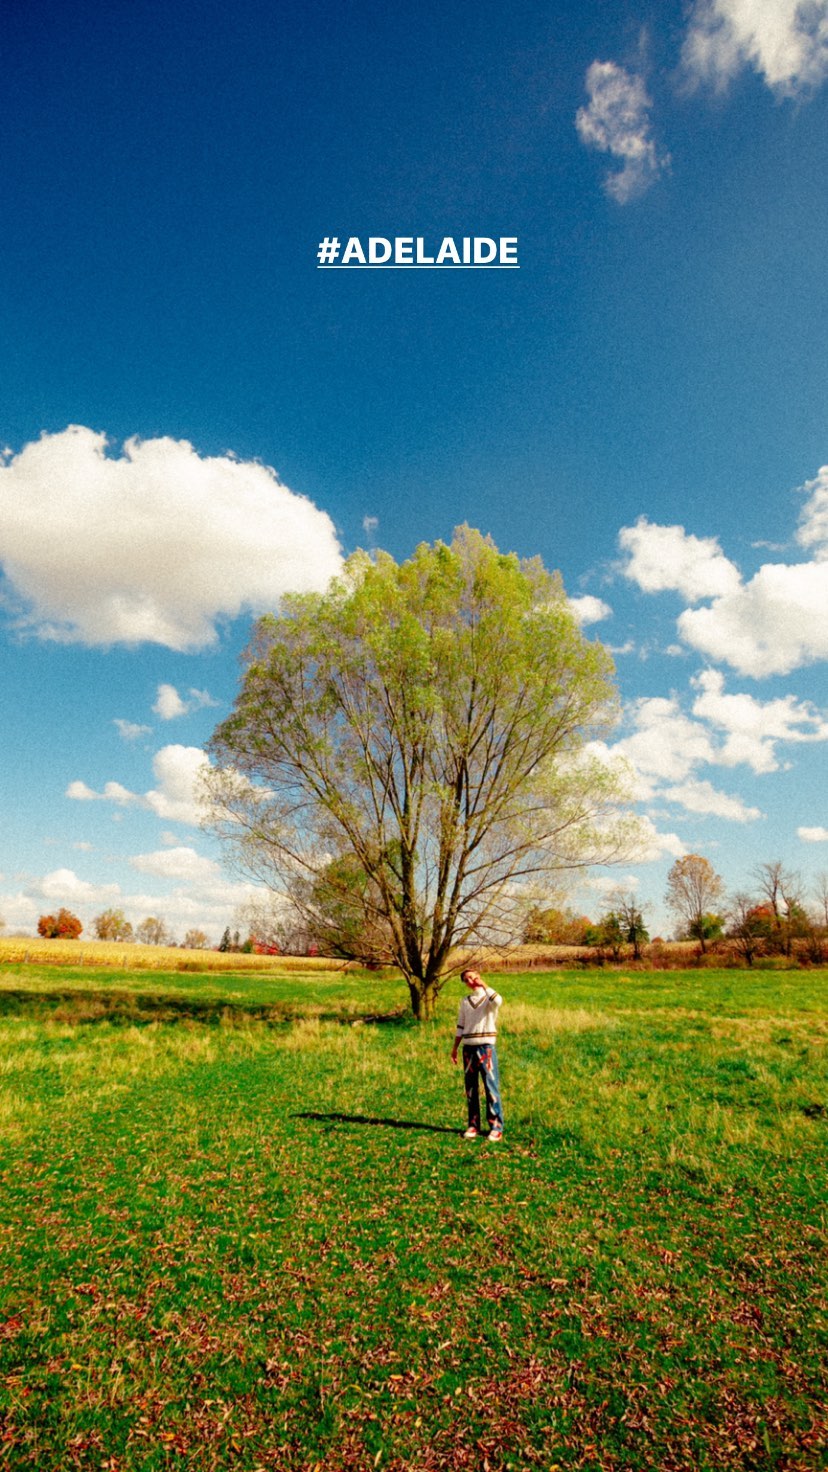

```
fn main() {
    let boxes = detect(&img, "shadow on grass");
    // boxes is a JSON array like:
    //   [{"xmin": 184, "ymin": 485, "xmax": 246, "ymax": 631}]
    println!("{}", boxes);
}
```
[
  {"xmin": 0, "ymin": 987, "xmax": 407, "ymax": 1030},
  {"xmin": 294, "ymin": 1110, "xmax": 459, "ymax": 1136}
]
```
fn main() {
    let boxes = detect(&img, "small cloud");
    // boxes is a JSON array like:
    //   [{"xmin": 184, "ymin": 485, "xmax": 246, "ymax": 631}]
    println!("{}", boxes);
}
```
[
  {"xmin": 114, "ymin": 718, "xmax": 152, "ymax": 741},
  {"xmin": 153, "ymin": 683, "xmax": 188, "ymax": 720},
  {"xmin": 660, "ymin": 778, "xmax": 762, "ymax": 822},
  {"xmin": 362, "ymin": 515, "xmax": 379, "ymax": 538},
  {"xmin": 576, "ymin": 60, "xmax": 668, "ymax": 202},
  {"xmin": 37, "ymin": 867, "xmax": 120, "ymax": 903},
  {"xmin": 73, "ymin": 841, "xmax": 93, "ymax": 852},
  {"xmin": 66, "ymin": 778, "xmax": 140, "ymax": 807},
  {"xmin": 152, "ymin": 683, "xmax": 218, "ymax": 720},
  {"xmin": 798, "ymin": 825, "xmax": 828, "ymax": 842},
  {"xmin": 66, "ymin": 780, "xmax": 97, "ymax": 801},
  {"xmin": 568, "ymin": 595, "xmax": 612, "ymax": 626},
  {"xmin": 796, "ymin": 464, "xmax": 828, "ymax": 558},
  {"xmin": 619, "ymin": 517, "xmax": 741, "ymax": 601},
  {"xmin": 129, "ymin": 846, "xmax": 222, "ymax": 884},
  {"xmin": 187, "ymin": 688, "xmax": 219, "ymax": 711},
  {"xmin": 682, "ymin": 0, "xmax": 828, "ymax": 98}
]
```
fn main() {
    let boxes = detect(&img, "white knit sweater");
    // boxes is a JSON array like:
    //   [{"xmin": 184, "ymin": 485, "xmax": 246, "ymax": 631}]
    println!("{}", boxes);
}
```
[{"xmin": 455, "ymin": 986, "xmax": 503, "ymax": 1045}]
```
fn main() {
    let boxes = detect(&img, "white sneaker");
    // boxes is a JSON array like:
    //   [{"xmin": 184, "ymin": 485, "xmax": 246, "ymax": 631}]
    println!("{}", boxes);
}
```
[
  {"xmin": 462, "ymin": 1126, "xmax": 479, "ymax": 1139},
  {"xmin": 487, "ymin": 1126, "xmax": 503, "ymax": 1143}
]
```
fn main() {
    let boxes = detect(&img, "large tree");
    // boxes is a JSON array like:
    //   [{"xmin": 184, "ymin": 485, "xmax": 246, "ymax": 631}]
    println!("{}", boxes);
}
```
[{"xmin": 206, "ymin": 528, "xmax": 633, "ymax": 1018}]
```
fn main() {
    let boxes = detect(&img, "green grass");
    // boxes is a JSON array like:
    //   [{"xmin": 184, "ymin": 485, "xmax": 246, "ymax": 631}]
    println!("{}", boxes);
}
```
[{"xmin": 0, "ymin": 964, "xmax": 826, "ymax": 1471}]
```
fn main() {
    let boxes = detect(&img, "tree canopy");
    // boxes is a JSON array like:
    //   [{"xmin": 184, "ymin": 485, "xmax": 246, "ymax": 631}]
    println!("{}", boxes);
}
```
[{"xmin": 206, "ymin": 527, "xmax": 634, "ymax": 1017}]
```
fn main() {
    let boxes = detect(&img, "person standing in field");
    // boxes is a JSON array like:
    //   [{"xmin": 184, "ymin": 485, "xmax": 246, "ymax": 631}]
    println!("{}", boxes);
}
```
[{"xmin": 450, "ymin": 968, "xmax": 504, "ymax": 1142}]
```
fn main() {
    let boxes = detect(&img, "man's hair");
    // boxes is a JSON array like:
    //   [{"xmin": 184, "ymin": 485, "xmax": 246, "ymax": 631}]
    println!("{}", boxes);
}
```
[{"xmin": 460, "ymin": 968, "xmax": 479, "ymax": 982}]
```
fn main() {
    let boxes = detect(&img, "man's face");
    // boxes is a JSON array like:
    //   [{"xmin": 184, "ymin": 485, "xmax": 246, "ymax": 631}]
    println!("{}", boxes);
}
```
[{"xmin": 462, "ymin": 971, "xmax": 482, "ymax": 990}]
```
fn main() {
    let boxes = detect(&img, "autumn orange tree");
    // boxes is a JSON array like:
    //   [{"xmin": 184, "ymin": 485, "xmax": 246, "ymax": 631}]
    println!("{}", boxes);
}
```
[{"xmin": 37, "ymin": 908, "xmax": 82, "ymax": 939}]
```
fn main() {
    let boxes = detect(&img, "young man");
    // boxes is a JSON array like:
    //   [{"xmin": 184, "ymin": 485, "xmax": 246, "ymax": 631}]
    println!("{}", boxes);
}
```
[{"xmin": 450, "ymin": 968, "xmax": 504, "ymax": 1142}]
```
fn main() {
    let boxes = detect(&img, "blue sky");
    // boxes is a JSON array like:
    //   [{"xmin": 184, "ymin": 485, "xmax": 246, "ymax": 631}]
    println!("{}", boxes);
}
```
[{"xmin": 2, "ymin": 0, "xmax": 827, "ymax": 942}]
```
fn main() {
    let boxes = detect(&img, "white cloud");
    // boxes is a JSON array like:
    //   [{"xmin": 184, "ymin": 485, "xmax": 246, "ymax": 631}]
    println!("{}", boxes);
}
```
[
  {"xmin": 152, "ymin": 683, "xmax": 218, "ymax": 720},
  {"xmin": 660, "ymin": 778, "xmax": 762, "ymax": 822},
  {"xmin": 130, "ymin": 846, "xmax": 223, "ymax": 884},
  {"xmin": 677, "ymin": 562, "xmax": 828, "ymax": 676},
  {"xmin": 691, "ymin": 669, "xmax": 828, "ymax": 771},
  {"xmin": 575, "ymin": 61, "xmax": 668, "ymax": 202},
  {"xmin": 67, "ymin": 745, "xmax": 210, "ymax": 827},
  {"xmin": 153, "ymin": 683, "xmax": 188, "ymax": 720},
  {"xmin": 569, "ymin": 595, "xmax": 612, "ymax": 626},
  {"xmin": 0, "ymin": 426, "xmax": 343, "ymax": 650},
  {"xmin": 362, "ymin": 515, "xmax": 379, "ymax": 537},
  {"xmin": 114, "ymin": 719, "xmax": 152, "ymax": 742},
  {"xmin": 609, "ymin": 696, "xmax": 718, "ymax": 785},
  {"xmin": 797, "ymin": 464, "xmax": 828, "ymax": 557},
  {"xmin": 619, "ymin": 501, "xmax": 828, "ymax": 677},
  {"xmin": 38, "ymin": 868, "xmax": 120, "ymax": 903},
  {"xmin": 619, "ymin": 517, "xmax": 741, "ymax": 601},
  {"xmin": 683, "ymin": 0, "xmax": 828, "ymax": 96},
  {"xmin": 798, "ymin": 825, "xmax": 828, "ymax": 842},
  {"xmin": 66, "ymin": 779, "xmax": 140, "ymax": 806},
  {"xmin": 145, "ymin": 746, "xmax": 211, "ymax": 825}
]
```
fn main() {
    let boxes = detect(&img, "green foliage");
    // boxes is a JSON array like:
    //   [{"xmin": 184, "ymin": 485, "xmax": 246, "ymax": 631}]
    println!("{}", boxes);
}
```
[
  {"xmin": 207, "ymin": 527, "xmax": 633, "ymax": 1017},
  {"xmin": 688, "ymin": 911, "xmax": 725, "ymax": 945}
]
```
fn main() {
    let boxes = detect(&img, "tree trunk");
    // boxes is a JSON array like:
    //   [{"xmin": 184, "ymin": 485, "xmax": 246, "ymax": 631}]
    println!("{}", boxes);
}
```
[{"xmin": 409, "ymin": 980, "xmax": 439, "ymax": 1021}]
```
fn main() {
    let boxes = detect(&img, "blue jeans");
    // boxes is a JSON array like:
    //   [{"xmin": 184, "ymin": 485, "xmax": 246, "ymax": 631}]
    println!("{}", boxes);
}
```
[{"xmin": 462, "ymin": 1044, "xmax": 504, "ymax": 1131}]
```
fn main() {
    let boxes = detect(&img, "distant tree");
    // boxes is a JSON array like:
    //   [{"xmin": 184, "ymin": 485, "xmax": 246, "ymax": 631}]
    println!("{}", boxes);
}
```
[
  {"xmin": 93, "ymin": 907, "xmax": 133, "ymax": 942},
  {"xmin": 814, "ymin": 873, "xmax": 828, "ymax": 929},
  {"xmin": 218, "ymin": 926, "xmax": 232, "ymax": 952},
  {"xmin": 522, "ymin": 904, "xmax": 591, "ymax": 946},
  {"xmin": 727, "ymin": 893, "xmax": 768, "ymax": 967},
  {"xmin": 584, "ymin": 909, "xmax": 625, "ymax": 961},
  {"xmin": 607, "ymin": 890, "xmax": 649, "ymax": 960},
  {"xmin": 183, "ymin": 929, "xmax": 209, "ymax": 950},
  {"xmin": 665, "ymin": 855, "xmax": 725, "ymax": 954},
  {"xmin": 136, "ymin": 916, "xmax": 172, "ymax": 946},
  {"xmin": 299, "ymin": 852, "xmax": 396, "ymax": 964},
  {"xmin": 237, "ymin": 897, "xmax": 302, "ymax": 955},
  {"xmin": 752, "ymin": 861, "xmax": 804, "ymax": 955},
  {"xmin": 38, "ymin": 908, "xmax": 83, "ymax": 940}
]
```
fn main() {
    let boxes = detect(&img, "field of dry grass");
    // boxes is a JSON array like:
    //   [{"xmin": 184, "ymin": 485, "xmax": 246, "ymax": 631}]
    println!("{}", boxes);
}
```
[{"xmin": 0, "ymin": 935, "xmax": 347, "ymax": 973}]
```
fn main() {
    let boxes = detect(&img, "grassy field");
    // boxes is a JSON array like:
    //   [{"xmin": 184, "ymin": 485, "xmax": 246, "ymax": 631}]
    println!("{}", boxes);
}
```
[{"xmin": 0, "ymin": 963, "xmax": 825, "ymax": 1471}]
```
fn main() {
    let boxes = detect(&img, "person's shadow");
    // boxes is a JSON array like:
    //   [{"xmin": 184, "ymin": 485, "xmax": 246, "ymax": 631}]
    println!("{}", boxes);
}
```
[{"xmin": 294, "ymin": 1111, "xmax": 458, "ymax": 1135}]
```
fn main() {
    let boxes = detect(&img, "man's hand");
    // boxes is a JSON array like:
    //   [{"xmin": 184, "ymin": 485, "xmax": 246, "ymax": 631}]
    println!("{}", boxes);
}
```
[{"xmin": 450, "ymin": 1047, "xmax": 458, "ymax": 1065}]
